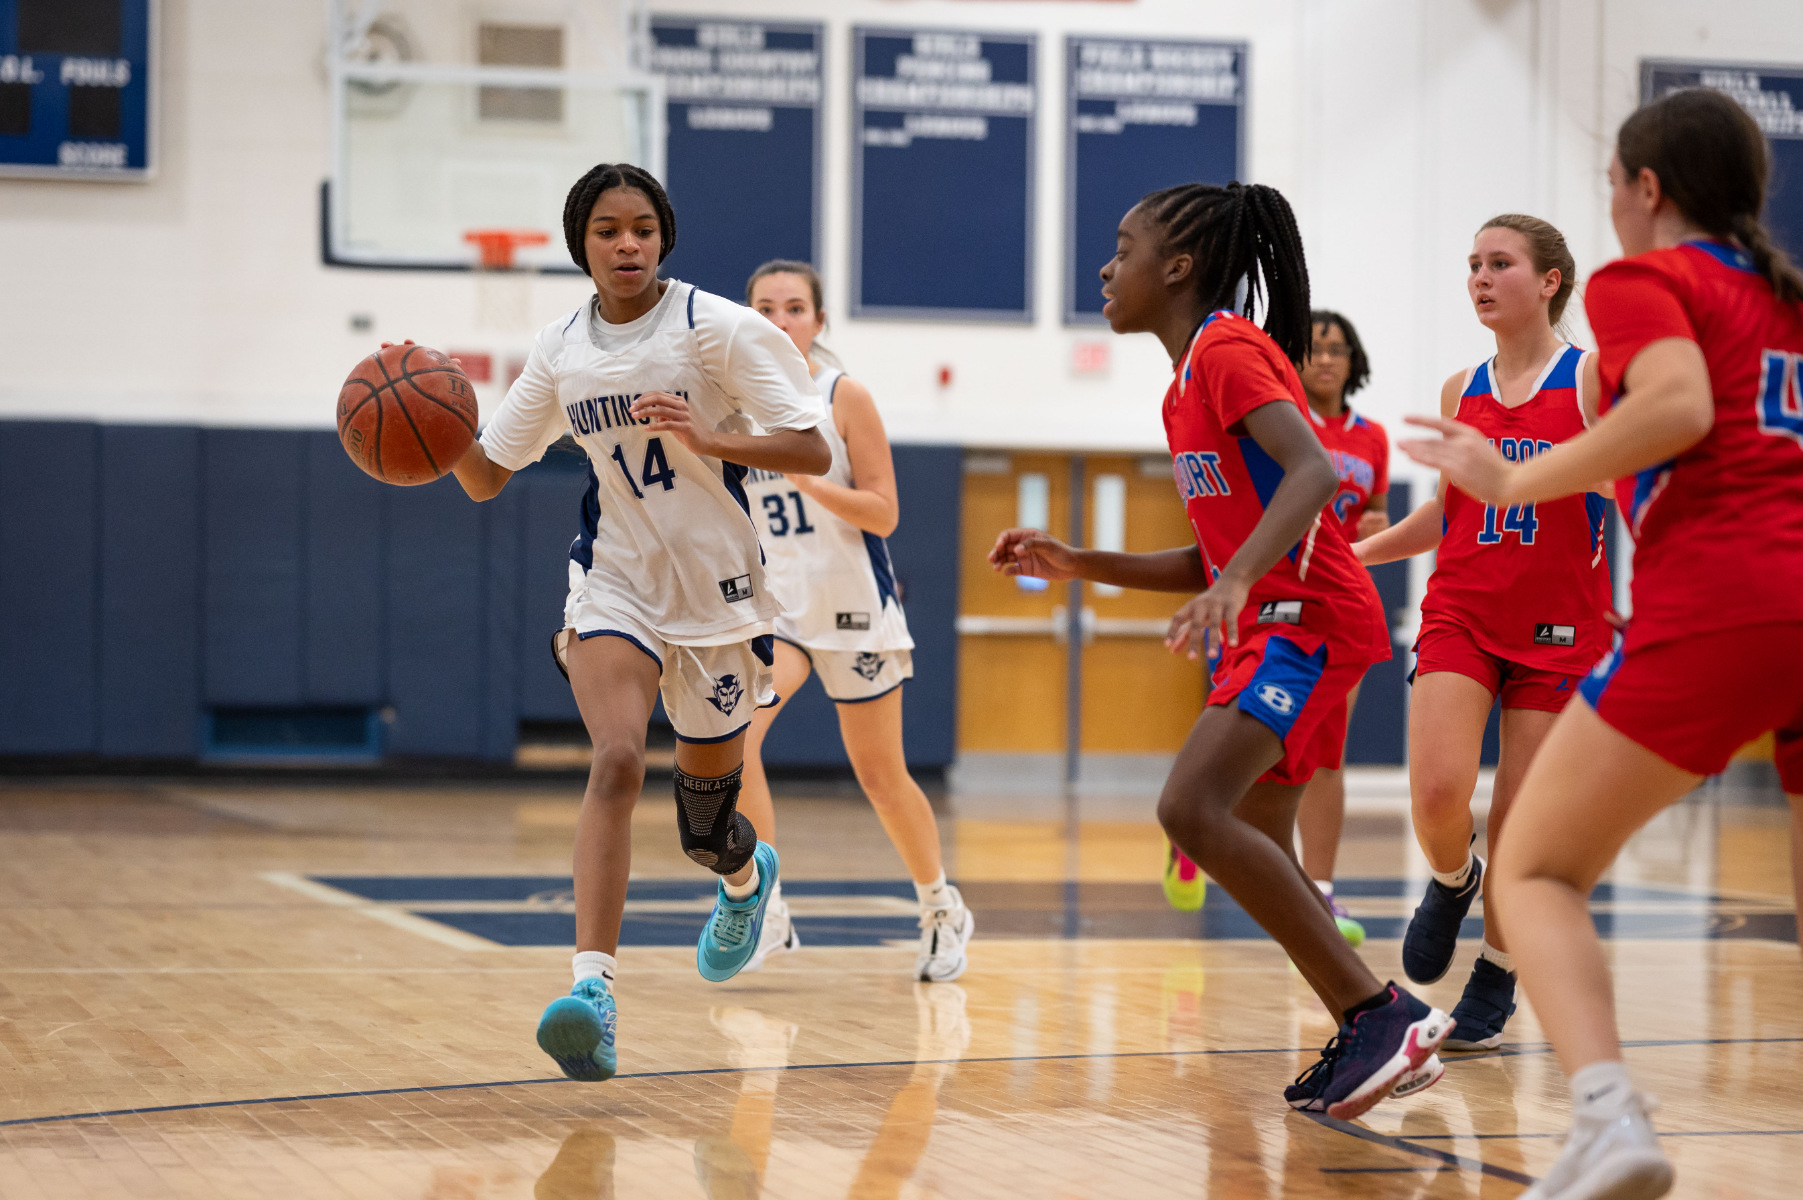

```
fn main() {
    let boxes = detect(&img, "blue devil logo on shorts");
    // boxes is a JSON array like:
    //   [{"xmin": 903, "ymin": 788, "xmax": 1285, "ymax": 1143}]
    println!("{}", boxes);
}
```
[
  {"xmin": 853, "ymin": 652, "xmax": 885, "ymax": 681},
  {"xmin": 708, "ymin": 673, "xmax": 744, "ymax": 715}
]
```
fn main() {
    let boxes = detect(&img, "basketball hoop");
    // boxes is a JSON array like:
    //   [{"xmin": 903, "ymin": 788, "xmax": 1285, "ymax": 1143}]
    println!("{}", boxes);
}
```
[
  {"xmin": 463, "ymin": 228, "xmax": 550, "ymax": 270},
  {"xmin": 466, "ymin": 229, "xmax": 550, "ymax": 331}
]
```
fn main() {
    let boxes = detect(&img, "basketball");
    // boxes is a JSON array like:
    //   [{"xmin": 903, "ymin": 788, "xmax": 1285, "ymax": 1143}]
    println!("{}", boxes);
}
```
[{"xmin": 336, "ymin": 343, "xmax": 479, "ymax": 486}]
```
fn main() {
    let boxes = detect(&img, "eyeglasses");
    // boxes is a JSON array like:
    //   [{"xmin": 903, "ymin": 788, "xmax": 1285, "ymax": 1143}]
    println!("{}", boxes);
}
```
[{"xmin": 1309, "ymin": 344, "xmax": 1352, "ymax": 360}]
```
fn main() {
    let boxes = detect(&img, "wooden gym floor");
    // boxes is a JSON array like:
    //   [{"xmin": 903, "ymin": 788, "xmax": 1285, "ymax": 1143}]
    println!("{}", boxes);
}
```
[{"xmin": 0, "ymin": 771, "xmax": 1797, "ymax": 1198}]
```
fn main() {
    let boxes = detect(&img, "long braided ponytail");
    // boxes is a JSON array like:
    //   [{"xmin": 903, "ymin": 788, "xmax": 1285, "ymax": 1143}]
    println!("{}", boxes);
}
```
[{"xmin": 1140, "ymin": 181, "xmax": 1313, "ymax": 363}]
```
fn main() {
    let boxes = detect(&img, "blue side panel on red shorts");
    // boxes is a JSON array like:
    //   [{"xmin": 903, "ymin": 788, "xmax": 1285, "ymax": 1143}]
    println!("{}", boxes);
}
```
[
  {"xmin": 1578, "ymin": 633, "xmax": 1625, "ymax": 709},
  {"xmin": 0, "ymin": 422, "xmax": 99, "ymax": 753},
  {"xmin": 100, "ymin": 426, "xmax": 201, "ymax": 757},
  {"xmin": 1237, "ymin": 635, "xmax": 1327, "ymax": 742}
]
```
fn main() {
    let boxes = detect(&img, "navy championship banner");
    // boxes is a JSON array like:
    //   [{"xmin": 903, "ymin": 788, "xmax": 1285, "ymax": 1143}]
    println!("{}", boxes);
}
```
[
  {"xmin": 1642, "ymin": 61, "xmax": 1803, "ymax": 259},
  {"xmin": 649, "ymin": 16, "xmax": 822, "ymax": 299},
  {"xmin": 853, "ymin": 28, "xmax": 1036, "ymax": 321},
  {"xmin": 0, "ymin": 0, "xmax": 154, "ymax": 179},
  {"xmin": 1065, "ymin": 36, "xmax": 1244, "ymax": 323}
]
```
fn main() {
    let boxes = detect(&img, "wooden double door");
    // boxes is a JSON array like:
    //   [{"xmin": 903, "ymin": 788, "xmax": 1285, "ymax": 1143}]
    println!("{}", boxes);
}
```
[{"xmin": 957, "ymin": 452, "xmax": 1208, "ymax": 757}]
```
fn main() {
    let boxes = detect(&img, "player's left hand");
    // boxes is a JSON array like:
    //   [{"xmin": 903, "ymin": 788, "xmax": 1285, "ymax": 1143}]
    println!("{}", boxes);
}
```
[
  {"xmin": 1399, "ymin": 415, "xmax": 1514, "ymax": 503},
  {"xmin": 1166, "ymin": 575, "xmax": 1249, "ymax": 661},
  {"xmin": 630, "ymin": 392, "xmax": 712, "ymax": 456}
]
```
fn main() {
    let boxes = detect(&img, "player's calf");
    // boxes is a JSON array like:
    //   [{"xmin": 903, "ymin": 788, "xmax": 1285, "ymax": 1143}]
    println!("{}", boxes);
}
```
[{"xmin": 674, "ymin": 764, "xmax": 757, "ymax": 876}]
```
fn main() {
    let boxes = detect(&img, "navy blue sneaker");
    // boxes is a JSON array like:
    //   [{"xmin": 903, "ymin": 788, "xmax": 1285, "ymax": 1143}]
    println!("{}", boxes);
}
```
[
  {"xmin": 1286, "ymin": 1038, "xmax": 1444, "ymax": 1112},
  {"xmin": 1311, "ymin": 983, "xmax": 1452, "ymax": 1121},
  {"xmin": 1402, "ymin": 855, "xmax": 1484, "ymax": 984},
  {"xmin": 536, "ymin": 977, "xmax": 618, "ymax": 1081},
  {"xmin": 697, "ymin": 842, "xmax": 780, "ymax": 983},
  {"xmin": 1442, "ymin": 957, "xmax": 1518, "ymax": 1050}
]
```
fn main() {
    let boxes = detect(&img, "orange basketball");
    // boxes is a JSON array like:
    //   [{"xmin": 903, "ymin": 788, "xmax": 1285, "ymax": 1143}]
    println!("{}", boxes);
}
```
[{"xmin": 336, "ymin": 344, "xmax": 479, "ymax": 486}]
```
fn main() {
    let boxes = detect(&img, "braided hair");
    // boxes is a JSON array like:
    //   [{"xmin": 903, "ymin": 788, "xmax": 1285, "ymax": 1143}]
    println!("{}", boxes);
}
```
[
  {"xmin": 562, "ymin": 163, "xmax": 677, "ymax": 274},
  {"xmin": 1140, "ymin": 181, "xmax": 1313, "ymax": 363},
  {"xmin": 1619, "ymin": 88, "xmax": 1803, "ymax": 304}
]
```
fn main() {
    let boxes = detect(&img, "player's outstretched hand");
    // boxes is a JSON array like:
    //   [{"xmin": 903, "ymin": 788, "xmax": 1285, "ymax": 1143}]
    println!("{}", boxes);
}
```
[
  {"xmin": 988, "ymin": 528, "xmax": 1080, "ymax": 582},
  {"xmin": 1399, "ymin": 415, "xmax": 1513, "ymax": 504},
  {"xmin": 631, "ymin": 392, "xmax": 711, "ymax": 456},
  {"xmin": 1166, "ymin": 575, "xmax": 1249, "ymax": 661}
]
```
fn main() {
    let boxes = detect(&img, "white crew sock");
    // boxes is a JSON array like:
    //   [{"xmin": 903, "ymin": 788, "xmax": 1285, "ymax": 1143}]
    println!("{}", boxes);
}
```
[
  {"xmin": 572, "ymin": 950, "xmax": 616, "ymax": 987},
  {"xmin": 1479, "ymin": 941, "xmax": 1515, "ymax": 973},
  {"xmin": 1314, "ymin": 879, "xmax": 1335, "ymax": 898},
  {"xmin": 1432, "ymin": 855, "xmax": 1475, "ymax": 889},
  {"xmin": 1570, "ymin": 1059, "xmax": 1635, "ymax": 1115},
  {"xmin": 915, "ymin": 871, "xmax": 952, "ymax": 910},
  {"xmin": 723, "ymin": 860, "xmax": 760, "ymax": 901}
]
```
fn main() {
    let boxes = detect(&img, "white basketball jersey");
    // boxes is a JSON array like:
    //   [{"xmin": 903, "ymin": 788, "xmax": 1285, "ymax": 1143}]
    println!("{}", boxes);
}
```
[
  {"xmin": 745, "ymin": 366, "xmax": 914, "ymax": 652},
  {"xmin": 478, "ymin": 281, "xmax": 821, "ymax": 645}
]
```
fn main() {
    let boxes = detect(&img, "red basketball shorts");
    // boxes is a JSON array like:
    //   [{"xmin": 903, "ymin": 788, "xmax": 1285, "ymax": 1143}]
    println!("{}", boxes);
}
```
[
  {"xmin": 1207, "ymin": 629, "xmax": 1371, "ymax": 786},
  {"xmin": 1413, "ymin": 618, "xmax": 1580, "ymax": 713},
  {"xmin": 1579, "ymin": 621, "xmax": 1803, "ymax": 790}
]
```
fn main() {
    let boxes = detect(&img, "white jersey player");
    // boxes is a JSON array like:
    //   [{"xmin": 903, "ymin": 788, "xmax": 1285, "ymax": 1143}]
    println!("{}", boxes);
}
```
[
  {"xmin": 446, "ymin": 165, "xmax": 831, "ymax": 1084},
  {"xmin": 737, "ymin": 260, "xmax": 974, "ymax": 982}
]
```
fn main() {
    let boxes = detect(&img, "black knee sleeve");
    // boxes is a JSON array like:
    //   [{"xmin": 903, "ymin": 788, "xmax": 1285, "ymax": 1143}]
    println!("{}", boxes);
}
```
[{"xmin": 673, "ymin": 765, "xmax": 756, "ymax": 875}]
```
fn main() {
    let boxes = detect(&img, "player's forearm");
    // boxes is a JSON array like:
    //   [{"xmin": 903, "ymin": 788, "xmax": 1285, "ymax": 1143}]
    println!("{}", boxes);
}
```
[
  {"xmin": 1499, "ymin": 339, "xmax": 1712, "ymax": 506},
  {"xmin": 798, "ymin": 478, "xmax": 898, "ymax": 536},
  {"xmin": 1355, "ymin": 496, "xmax": 1442, "ymax": 565},
  {"xmin": 1071, "ymin": 545, "xmax": 1211, "ymax": 592},
  {"xmin": 710, "ymin": 427, "xmax": 832, "ymax": 476},
  {"xmin": 452, "ymin": 441, "xmax": 513, "ymax": 502},
  {"xmin": 1216, "ymin": 456, "xmax": 1337, "ymax": 589}
]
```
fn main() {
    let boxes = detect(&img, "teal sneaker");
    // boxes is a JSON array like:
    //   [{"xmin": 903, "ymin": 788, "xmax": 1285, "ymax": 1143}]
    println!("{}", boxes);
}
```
[
  {"xmin": 536, "ymin": 977, "xmax": 617, "ymax": 1081},
  {"xmin": 697, "ymin": 842, "xmax": 780, "ymax": 983}
]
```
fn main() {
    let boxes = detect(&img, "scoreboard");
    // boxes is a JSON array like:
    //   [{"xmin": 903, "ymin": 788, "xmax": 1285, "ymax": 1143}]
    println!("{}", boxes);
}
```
[{"xmin": 0, "ymin": 0, "xmax": 154, "ymax": 180}]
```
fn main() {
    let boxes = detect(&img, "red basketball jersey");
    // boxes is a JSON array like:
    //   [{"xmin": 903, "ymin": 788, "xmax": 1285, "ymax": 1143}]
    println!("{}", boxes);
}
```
[
  {"xmin": 1163, "ymin": 312, "xmax": 1391, "ymax": 664},
  {"xmin": 1420, "ymin": 343, "xmax": 1612, "ymax": 674},
  {"xmin": 1588, "ymin": 240, "xmax": 1803, "ymax": 650},
  {"xmin": 1309, "ymin": 407, "xmax": 1390, "ymax": 542}
]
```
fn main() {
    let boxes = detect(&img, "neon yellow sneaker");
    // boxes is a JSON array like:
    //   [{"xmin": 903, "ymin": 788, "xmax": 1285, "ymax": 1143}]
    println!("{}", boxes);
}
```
[
  {"xmin": 1162, "ymin": 838, "xmax": 1207, "ymax": 912},
  {"xmin": 1329, "ymin": 894, "xmax": 1367, "ymax": 947}
]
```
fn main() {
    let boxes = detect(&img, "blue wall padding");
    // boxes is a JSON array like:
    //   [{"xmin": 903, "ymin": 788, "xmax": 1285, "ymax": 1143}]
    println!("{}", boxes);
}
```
[
  {"xmin": 514, "ymin": 443, "xmax": 588, "ymax": 723},
  {"xmin": 1345, "ymin": 482, "xmax": 1411, "ymax": 765},
  {"xmin": 203, "ymin": 428, "xmax": 307, "ymax": 705},
  {"xmin": 100, "ymin": 425, "xmax": 202, "ymax": 756},
  {"xmin": 302, "ymin": 432, "xmax": 387, "ymax": 704},
  {"xmin": 0, "ymin": 422, "xmax": 100, "ymax": 752}
]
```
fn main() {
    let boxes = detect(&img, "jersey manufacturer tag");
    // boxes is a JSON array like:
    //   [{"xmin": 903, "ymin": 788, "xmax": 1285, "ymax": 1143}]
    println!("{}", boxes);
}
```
[
  {"xmin": 1534, "ymin": 622, "xmax": 1576, "ymax": 646},
  {"xmin": 1258, "ymin": 600, "xmax": 1303, "ymax": 624},
  {"xmin": 718, "ymin": 576, "xmax": 754, "ymax": 603},
  {"xmin": 836, "ymin": 612, "xmax": 871, "ymax": 631}
]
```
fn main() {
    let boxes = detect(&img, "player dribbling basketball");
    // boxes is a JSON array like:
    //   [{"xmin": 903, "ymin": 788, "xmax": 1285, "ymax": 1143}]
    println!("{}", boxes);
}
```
[
  {"xmin": 736, "ymin": 259, "xmax": 974, "ymax": 982},
  {"xmin": 445, "ymin": 164, "xmax": 830, "ymax": 1083}
]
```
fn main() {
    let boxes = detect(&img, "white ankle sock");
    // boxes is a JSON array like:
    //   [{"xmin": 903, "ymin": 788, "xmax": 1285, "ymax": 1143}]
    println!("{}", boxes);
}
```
[
  {"xmin": 1432, "ymin": 856, "xmax": 1474, "ymax": 889},
  {"xmin": 1314, "ymin": 879, "xmax": 1334, "ymax": 898},
  {"xmin": 915, "ymin": 872, "xmax": 952, "ymax": 910},
  {"xmin": 1570, "ymin": 1059, "xmax": 1634, "ymax": 1114},
  {"xmin": 572, "ymin": 950, "xmax": 616, "ymax": 987},
  {"xmin": 723, "ymin": 860, "xmax": 760, "ymax": 901},
  {"xmin": 1479, "ymin": 942, "xmax": 1515, "ymax": 973}
]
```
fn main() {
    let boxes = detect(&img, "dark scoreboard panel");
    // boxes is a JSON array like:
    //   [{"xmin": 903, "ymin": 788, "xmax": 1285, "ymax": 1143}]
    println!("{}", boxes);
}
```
[
  {"xmin": 1642, "ymin": 61, "xmax": 1803, "ymax": 259},
  {"xmin": 1064, "ymin": 36, "xmax": 1244, "ymax": 323},
  {"xmin": 0, "ymin": 0, "xmax": 153, "ymax": 178},
  {"xmin": 649, "ymin": 17, "xmax": 822, "ymax": 300},
  {"xmin": 852, "ymin": 27, "xmax": 1036, "ymax": 321}
]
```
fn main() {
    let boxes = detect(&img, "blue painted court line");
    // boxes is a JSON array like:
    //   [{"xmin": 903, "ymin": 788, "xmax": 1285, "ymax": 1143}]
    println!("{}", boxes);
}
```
[{"xmin": 1409, "ymin": 1130, "xmax": 1803, "ymax": 1140}]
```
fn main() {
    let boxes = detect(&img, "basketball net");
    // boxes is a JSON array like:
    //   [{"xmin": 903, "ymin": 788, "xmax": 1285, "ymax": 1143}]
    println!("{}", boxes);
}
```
[{"xmin": 467, "ymin": 229, "xmax": 549, "ymax": 332}]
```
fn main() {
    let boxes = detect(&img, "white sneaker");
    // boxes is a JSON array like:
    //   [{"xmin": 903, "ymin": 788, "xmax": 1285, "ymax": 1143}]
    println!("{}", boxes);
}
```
[
  {"xmin": 916, "ymin": 887, "xmax": 974, "ymax": 982},
  {"xmin": 745, "ymin": 885, "xmax": 799, "ymax": 971},
  {"xmin": 1522, "ymin": 1093, "xmax": 1673, "ymax": 1200}
]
